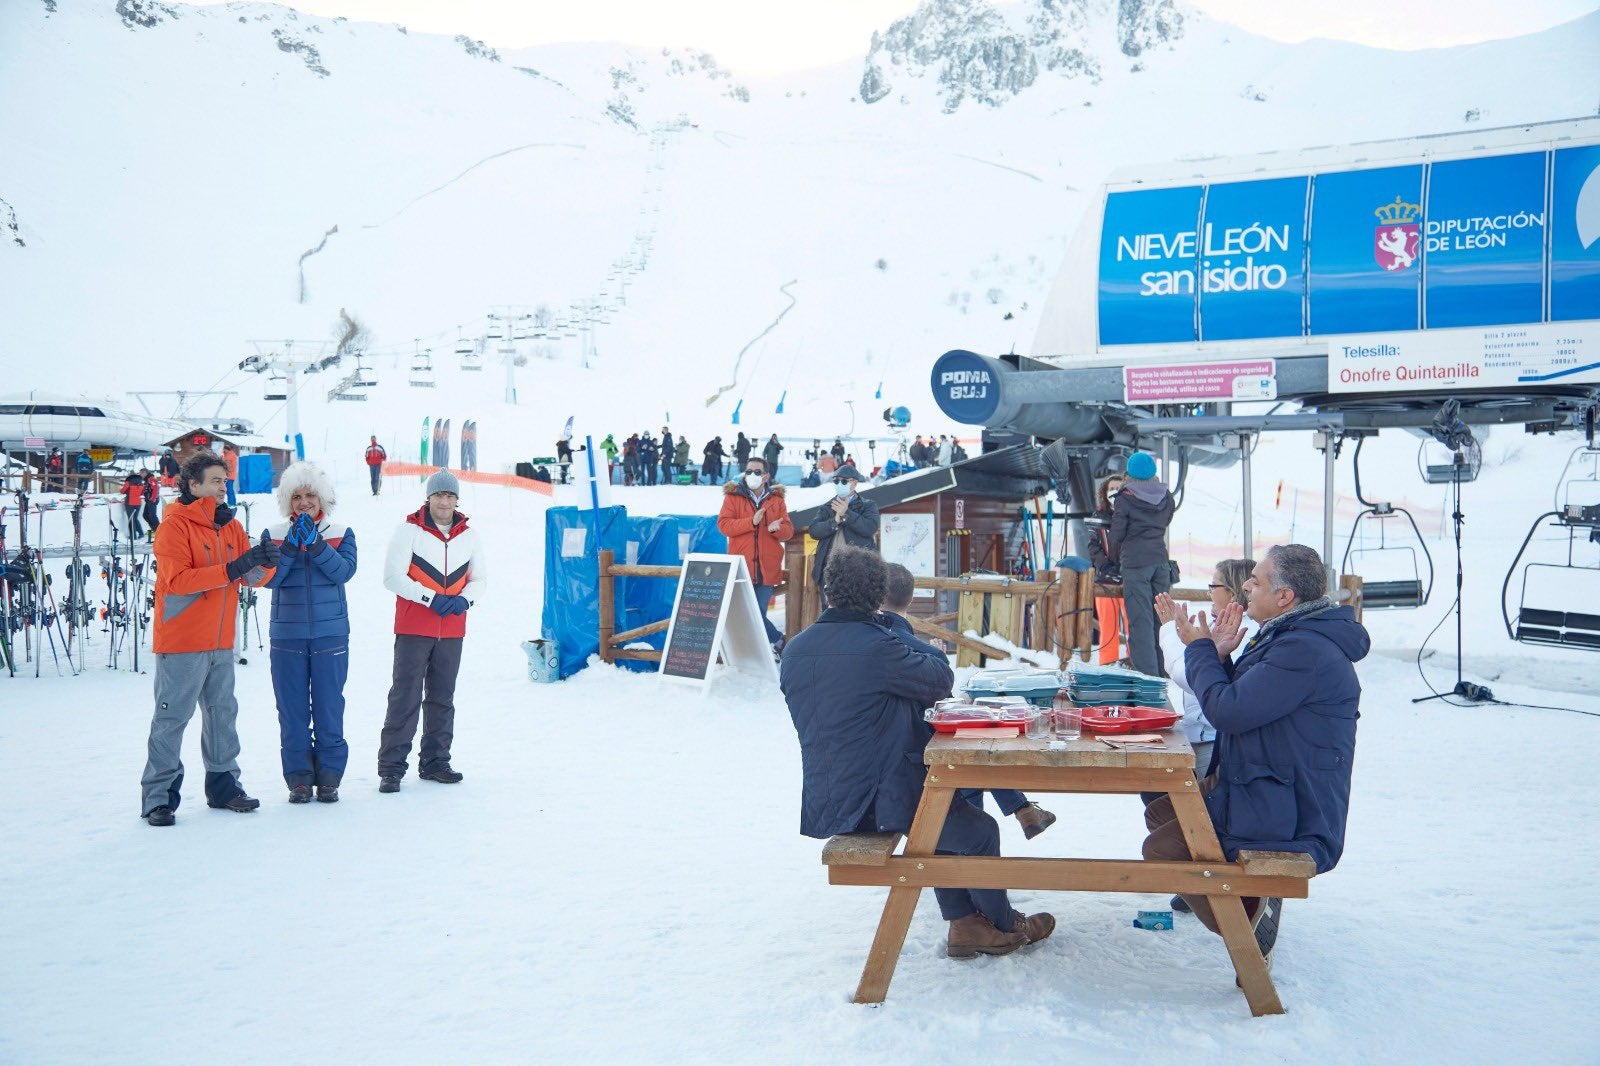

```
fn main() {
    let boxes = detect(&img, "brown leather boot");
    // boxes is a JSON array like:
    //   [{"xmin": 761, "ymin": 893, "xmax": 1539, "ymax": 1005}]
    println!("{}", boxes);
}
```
[
  {"xmin": 946, "ymin": 911, "xmax": 1056, "ymax": 959},
  {"xmin": 1014, "ymin": 803, "xmax": 1057, "ymax": 840}
]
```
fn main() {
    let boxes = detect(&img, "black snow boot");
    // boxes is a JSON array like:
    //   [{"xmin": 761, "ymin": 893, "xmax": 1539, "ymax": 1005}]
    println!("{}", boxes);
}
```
[
  {"xmin": 316, "ymin": 785, "xmax": 339, "ymax": 803},
  {"xmin": 379, "ymin": 775, "xmax": 401, "ymax": 793},
  {"xmin": 146, "ymin": 806, "xmax": 176, "ymax": 827},
  {"xmin": 208, "ymin": 793, "xmax": 261, "ymax": 813},
  {"xmin": 288, "ymin": 785, "xmax": 313, "ymax": 804},
  {"xmin": 419, "ymin": 765, "xmax": 464, "ymax": 784}
]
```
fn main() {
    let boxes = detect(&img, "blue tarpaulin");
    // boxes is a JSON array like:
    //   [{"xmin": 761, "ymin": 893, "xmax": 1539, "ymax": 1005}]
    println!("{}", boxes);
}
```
[
  {"xmin": 667, "ymin": 514, "xmax": 727, "ymax": 557},
  {"xmin": 237, "ymin": 453, "xmax": 274, "ymax": 495},
  {"xmin": 615, "ymin": 516, "xmax": 680, "ymax": 673},
  {"xmin": 541, "ymin": 505, "xmax": 630, "ymax": 679}
]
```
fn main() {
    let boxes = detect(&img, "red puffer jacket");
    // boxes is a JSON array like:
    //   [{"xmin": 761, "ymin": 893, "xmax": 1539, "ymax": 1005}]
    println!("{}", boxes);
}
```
[{"xmin": 717, "ymin": 481, "xmax": 794, "ymax": 586}]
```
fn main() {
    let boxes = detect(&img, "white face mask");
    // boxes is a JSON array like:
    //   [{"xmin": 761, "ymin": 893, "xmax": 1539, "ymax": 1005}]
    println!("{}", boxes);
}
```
[
  {"xmin": 834, "ymin": 482, "xmax": 853, "ymax": 499},
  {"xmin": 744, "ymin": 473, "xmax": 764, "ymax": 491}
]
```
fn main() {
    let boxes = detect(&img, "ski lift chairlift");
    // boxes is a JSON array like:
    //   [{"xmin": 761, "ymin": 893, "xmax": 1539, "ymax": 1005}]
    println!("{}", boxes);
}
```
[
  {"xmin": 1554, "ymin": 445, "xmax": 1600, "ymax": 512},
  {"xmin": 1502, "ymin": 505, "xmax": 1600, "ymax": 650},
  {"xmin": 1341, "ymin": 436, "xmax": 1434, "ymax": 610},
  {"xmin": 409, "ymin": 348, "xmax": 436, "ymax": 388},
  {"xmin": 263, "ymin": 373, "xmax": 288, "ymax": 402}
]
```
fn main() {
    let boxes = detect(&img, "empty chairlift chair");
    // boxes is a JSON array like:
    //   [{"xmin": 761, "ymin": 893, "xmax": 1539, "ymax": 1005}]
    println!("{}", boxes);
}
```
[
  {"xmin": 1340, "ymin": 437, "xmax": 1433, "ymax": 610},
  {"xmin": 456, "ymin": 336, "xmax": 481, "ymax": 372},
  {"xmin": 409, "ymin": 347, "xmax": 436, "ymax": 388},
  {"xmin": 263, "ymin": 372, "xmax": 288, "ymax": 402},
  {"xmin": 1502, "ymin": 470, "xmax": 1600, "ymax": 651}
]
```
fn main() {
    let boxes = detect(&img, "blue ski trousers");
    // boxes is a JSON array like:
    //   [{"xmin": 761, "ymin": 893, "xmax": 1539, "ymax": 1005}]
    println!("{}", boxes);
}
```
[{"xmin": 269, "ymin": 636, "xmax": 350, "ymax": 787}]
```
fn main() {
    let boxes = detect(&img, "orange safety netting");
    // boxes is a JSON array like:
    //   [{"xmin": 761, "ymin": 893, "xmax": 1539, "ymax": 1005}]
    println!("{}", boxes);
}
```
[{"xmin": 381, "ymin": 463, "xmax": 555, "ymax": 496}]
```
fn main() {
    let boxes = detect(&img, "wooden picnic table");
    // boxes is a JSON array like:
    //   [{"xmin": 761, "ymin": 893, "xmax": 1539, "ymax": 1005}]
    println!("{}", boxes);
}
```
[{"xmin": 824, "ymin": 729, "xmax": 1313, "ymax": 1016}]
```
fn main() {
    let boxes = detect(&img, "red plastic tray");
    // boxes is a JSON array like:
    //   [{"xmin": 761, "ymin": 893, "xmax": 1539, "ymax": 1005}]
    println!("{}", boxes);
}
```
[{"xmin": 1079, "ymin": 705, "xmax": 1181, "ymax": 734}]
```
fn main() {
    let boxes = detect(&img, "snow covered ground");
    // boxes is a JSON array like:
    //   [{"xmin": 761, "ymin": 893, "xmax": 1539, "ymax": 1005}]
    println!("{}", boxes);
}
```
[
  {"xmin": 4, "ymin": 1, "xmax": 1599, "ymax": 1061},
  {"xmin": 2, "ymin": 440, "xmax": 1598, "ymax": 1064}
]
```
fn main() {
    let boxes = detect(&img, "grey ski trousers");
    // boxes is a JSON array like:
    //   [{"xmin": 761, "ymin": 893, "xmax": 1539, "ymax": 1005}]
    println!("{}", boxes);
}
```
[
  {"xmin": 140, "ymin": 649, "xmax": 245, "ymax": 815},
  {"xmin": 378, "ymin": 635, "xmax": 463, "ymax": 777}
]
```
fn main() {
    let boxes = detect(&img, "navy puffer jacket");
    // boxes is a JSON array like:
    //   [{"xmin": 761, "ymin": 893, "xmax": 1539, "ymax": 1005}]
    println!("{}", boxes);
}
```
[
  {"xmin": 780, "ymin": 608, "xmax": 954, "ymax": 838},
  {"xmin": 1185, "ymin": 603, "xmax": 1369, "ymax": 874},
  {"xmin": 263, "ymin": 516, "xmax": 358, "ymax": 640}
]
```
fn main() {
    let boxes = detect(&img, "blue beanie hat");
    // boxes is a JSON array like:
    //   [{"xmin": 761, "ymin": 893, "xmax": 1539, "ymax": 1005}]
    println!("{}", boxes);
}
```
[{"xmin": 1125, "ymin": 452, "xmax": 1157, "ymax": 481}]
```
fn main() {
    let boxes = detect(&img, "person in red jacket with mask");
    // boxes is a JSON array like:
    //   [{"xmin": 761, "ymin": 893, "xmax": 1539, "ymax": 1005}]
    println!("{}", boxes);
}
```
[
  {"xmin": 377, "ymin": 470, "xmax": 486, "ymax": 792},
  {"xmin": 717, "ymin": 455, "xmax": 793, "ymax": 648}
]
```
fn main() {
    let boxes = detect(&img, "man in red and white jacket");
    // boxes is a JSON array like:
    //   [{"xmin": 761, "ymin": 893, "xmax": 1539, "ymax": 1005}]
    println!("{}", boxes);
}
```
[
  {"xmin": 364, "ymin": 436, "xmax": 387, "ymax": 496},
  {"xmin": 377, "ymin": 470, "xmax": 486, "ymax": 791}
]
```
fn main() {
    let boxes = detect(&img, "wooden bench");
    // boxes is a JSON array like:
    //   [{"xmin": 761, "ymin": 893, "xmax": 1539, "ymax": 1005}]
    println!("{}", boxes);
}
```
[
  {"xmin": 1237, "ymin": 849, "xmax": 1318, "ymax": 881},
  {"xmin": 821, "ymin": 734, "xmax": 1318, "ymax": 1016},
  {"xmin": 822, "ymin": 833, "xmax": 902, "ymax": 870}
]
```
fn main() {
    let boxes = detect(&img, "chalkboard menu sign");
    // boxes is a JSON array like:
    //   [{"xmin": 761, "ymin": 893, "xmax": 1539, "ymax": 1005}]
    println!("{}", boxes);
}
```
[{"xmin": 661, "ymin": 558, "xmax": 735, "ymax": 682}]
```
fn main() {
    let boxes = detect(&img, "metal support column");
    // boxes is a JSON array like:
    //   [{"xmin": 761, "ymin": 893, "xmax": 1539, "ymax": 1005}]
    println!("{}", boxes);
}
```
[
  {"xmin": 1238, "ymin": 432, "xmax": 1254, "ymax": 560},
  {"xmin": 1320, "ymin": 431, "xmax": 1338, "ymax": 593}
]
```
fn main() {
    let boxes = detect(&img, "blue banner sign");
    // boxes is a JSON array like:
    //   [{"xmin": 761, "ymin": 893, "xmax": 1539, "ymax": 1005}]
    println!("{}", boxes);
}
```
[
  {"xmin": 1424, "ymin": 152, "xmax": 1547, "ymax": 328},
  {"xmin": 1307, "ymin": 164, "xmax": 1424, "ymax": 335},
  {"xmin": 1097, "ymin": 141, "xmax": 1598, "ymax": 345},
  {"xmin": 1197, "ymin": 176, "xmax": 1309, "ymax": 341},
  {"xmin": 1551, "ymin": 144, "xmax": 1600, "ymax": 322},
  {"xmin": 1098, "ymin": 186, "xmax": 1202, "ymax": 344}
]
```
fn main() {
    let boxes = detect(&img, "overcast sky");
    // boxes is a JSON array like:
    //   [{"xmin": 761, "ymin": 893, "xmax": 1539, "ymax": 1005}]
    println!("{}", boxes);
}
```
[{"xmin": 206, "ymin": 0, "xmax": 1600, "ymax": 74}]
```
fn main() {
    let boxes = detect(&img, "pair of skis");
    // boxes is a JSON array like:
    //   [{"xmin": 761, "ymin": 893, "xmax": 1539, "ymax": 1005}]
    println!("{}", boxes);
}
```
[{"xmin": 419, "ymin": 417, "xmax": 481, "ymax": 478}]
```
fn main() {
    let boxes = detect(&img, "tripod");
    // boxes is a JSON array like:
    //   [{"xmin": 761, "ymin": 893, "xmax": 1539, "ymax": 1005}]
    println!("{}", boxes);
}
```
[{"xmin": 1413, "ymin": 451, "xmax": 1494, "ymax": 704}]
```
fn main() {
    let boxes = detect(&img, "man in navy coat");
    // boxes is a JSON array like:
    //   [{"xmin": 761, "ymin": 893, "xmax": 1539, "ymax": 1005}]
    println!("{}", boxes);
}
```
[
  {"xmin": 780, "ymin": 545, "xmax": 1055, "ymax": 959},
  {"xmin": 1144, "ymin": 543, "xmax": 1368, "ymax": 958}
]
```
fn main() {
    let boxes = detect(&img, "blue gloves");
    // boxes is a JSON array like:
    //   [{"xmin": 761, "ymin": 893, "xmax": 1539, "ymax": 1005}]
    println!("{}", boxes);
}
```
[
  {"xmin": 284, "ymin": 513, "xmax": 322, "ymax": 551},
  {"xmin": 428, "ymin": 593, "xmax": 470, "ymax": 616}
]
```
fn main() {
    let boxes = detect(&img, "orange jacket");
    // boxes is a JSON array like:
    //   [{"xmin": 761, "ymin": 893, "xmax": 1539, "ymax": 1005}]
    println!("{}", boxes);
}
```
[
  {"xmin": 152, "ymin": 495, "xmax": 274, "ymax": 654},
  {"xmin": 223, "ymin": 450, "xmax": 239, "ymax": 479},
  {"xmin": 717, "ymin": 481, "xmax": 793, "ymax": 586}
]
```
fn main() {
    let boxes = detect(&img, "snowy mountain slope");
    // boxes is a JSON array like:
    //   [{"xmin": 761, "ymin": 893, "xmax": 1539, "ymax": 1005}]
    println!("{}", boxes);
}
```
[{"xmin": 1, "ymin": 1, "xmax": 1594, "ymax": 466}]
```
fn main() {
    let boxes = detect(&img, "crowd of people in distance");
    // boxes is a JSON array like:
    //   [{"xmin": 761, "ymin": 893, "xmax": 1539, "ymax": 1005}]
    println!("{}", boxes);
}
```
[
  {"xmin": 138, "ymin": 451, "xmax": 485, "ymax": 826},
  {"xmin": 536, "ymin": 430, "xmax": 970, "ymax": 488},
  {"xmin": 780, "ymin": 449, "xmax": 1367, "ymax": 969}
]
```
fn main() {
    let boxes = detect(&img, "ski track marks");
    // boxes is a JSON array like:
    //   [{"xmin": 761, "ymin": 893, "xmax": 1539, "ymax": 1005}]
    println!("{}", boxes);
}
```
[
  {"xmin": 297, "ymin": 223, "xmax": 338, "ymax": 303},
  {"xmin": 359, "ymin": 142, "xmax": 588, "ymax": 230},
  {"xmin": 953, "ymin": 153, "xmax": 1043, "ymax": 182},
  {"xmin": 706, "ymin": 279, "xmax": 798, "ymax": 407}
]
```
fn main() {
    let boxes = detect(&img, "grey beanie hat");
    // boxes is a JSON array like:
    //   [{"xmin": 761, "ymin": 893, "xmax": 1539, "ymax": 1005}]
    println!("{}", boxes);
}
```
[{"xmin": 425, "ymin": 469, "xmax": 460, "ymax": 497}]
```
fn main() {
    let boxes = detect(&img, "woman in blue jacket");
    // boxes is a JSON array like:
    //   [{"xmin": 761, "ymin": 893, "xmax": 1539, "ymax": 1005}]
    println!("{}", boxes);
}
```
[{"xmin": 263, "ymin": 462, "xmax": 358, "ymax": 804}]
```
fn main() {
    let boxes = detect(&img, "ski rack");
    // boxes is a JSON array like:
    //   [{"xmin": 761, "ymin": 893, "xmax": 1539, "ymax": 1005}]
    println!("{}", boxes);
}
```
[{"xmin": 1, "ymin": 491, "xmax": 148, "ymax": 678}]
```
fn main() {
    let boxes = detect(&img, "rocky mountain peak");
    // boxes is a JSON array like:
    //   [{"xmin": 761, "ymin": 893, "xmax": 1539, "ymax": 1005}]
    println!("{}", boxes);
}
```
[{"xmin": 859, "ymin": 0, "xmax": 1184, "ymax": 111}]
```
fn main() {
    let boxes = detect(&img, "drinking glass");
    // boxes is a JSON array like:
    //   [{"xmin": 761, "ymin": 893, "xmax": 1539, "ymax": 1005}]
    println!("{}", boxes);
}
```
[
  {"xmin": 1051, "ymin": 690, "xmax": 1082, "ymax": 742},
  {"xmin": 1025, "ymin": 708, "xmax": 1052, "ymax": 741}
]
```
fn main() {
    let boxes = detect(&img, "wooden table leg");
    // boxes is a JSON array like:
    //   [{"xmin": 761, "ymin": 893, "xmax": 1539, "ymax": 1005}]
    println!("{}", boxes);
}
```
[
  {"xmin": 1167, "ymin": 777, "xmax": 1285, "ymax": 1017},
  {"xmin": 852, "ymin": 781, "xmax": 955, "ymax": 1005}
]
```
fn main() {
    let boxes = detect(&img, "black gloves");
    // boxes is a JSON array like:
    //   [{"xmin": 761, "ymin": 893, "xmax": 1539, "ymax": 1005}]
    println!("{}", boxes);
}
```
[{"xmin": 226, "ymin": 531, "xmax": 280, "ymax": 581}]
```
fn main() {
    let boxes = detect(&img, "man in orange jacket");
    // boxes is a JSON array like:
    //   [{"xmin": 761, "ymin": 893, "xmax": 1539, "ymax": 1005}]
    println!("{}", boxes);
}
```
[
  {"xmin": 717, "ymin": 455, "xmax": 793, "ymax": 647},
  {"xmin": 139, "ymin": 450, "xmax": 279, "ymax": 826}
]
